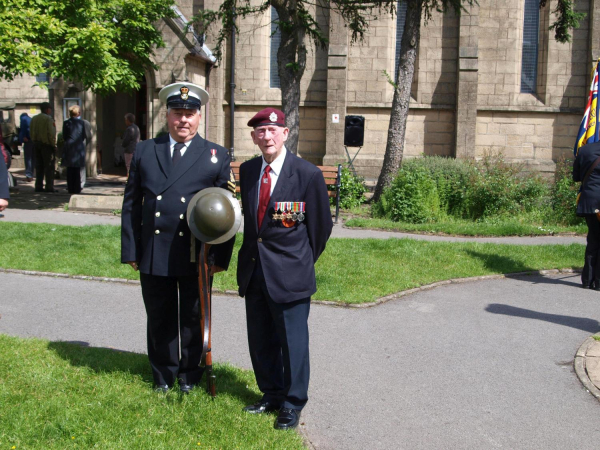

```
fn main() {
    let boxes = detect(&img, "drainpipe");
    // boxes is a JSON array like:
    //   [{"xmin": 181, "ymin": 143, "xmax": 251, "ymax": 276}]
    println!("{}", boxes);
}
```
[
  {"xmin": 205, "ymin": 64, "xmax": 212, "ymax": 139},
  {"xmin": 229, "ymin": 7, "xmax": 236, "ymax": 161}
]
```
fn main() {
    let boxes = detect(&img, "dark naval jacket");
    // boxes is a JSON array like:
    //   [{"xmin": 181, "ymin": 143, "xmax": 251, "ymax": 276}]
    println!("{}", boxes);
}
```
[
  {"xmin": 574, "ymin": 142, "xmax": 600, "ymax": 216},
  {"xmin": 121, "ymin": 133, "xmax": 234, "ymax": 276},
  {"xmin": 237, "ymin": 152, "xmax": 333, "ymax": 303}
]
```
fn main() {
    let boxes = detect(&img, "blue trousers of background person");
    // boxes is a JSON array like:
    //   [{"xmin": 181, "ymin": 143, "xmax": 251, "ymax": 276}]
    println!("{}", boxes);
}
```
[
  {"xmin": 583, "ymin": 215, "xmax": 600, "ymax": 288},
  {"xmin": 244, "ymin": 262, "xmax": 311, "ymax": 411},
  {"xmin": 23, "ymin": 141, "xmax": 34, "ymax": 179},
  {"xmin": 139, "ymin": 273, "xmax": 204, "ymax": 387}
]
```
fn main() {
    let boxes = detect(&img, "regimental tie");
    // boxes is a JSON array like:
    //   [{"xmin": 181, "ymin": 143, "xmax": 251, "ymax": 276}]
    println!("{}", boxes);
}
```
[
  {"xmin": 257, "ymin": 165, "xmax": 271, "ymax": 228},
  {"xmin": 172, "ymin": 142, "xmax": 184, "ymax": 166}
]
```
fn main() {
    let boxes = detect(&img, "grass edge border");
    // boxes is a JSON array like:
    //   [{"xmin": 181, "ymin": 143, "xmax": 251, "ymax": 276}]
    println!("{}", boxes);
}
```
[{"xmin": 0, "ymin": 267, "xmax": 581, "ymax": 309}]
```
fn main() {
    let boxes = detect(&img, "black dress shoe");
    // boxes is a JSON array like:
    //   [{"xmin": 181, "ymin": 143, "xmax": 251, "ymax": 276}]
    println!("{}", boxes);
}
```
[
  {"xmin": 274, "ymin": 408, "xmax": 301, "ymax": 430},
  {"xmin": 243, "ymin": 400, "xmax": 279, "ymax": 414},
  {"xmin": 180, "ymin": 383, "xmax": 195, "ymax": 394},
  {"xmin": 153, "ymin": 384, "xmax": 170, "ymax": 393}
]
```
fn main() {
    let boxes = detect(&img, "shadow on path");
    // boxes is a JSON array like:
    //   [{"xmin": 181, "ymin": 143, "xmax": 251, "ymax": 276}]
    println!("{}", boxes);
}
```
[
  {"xmin": 48, "ymin": 340, "xmax": 256, "ymax": 402},
  {"xmin": 485, "ymin": 304, "xmax": 600, "ymax": 333}
]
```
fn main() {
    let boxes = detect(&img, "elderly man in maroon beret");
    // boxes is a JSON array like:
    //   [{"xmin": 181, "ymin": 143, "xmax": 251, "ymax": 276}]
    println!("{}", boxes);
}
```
[{"xmin": 237, "ymin": 107, "xmax": 333, "ymax": 430}]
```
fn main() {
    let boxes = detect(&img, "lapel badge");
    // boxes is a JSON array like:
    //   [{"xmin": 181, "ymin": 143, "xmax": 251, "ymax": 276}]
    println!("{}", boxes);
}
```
[
  {"xmin": 180, "ymin": 86, "xmax": 189, "ymax": 100},
  {"xmin": 210, "ymin": 148, "xmax": 218, "ymax": 164}
]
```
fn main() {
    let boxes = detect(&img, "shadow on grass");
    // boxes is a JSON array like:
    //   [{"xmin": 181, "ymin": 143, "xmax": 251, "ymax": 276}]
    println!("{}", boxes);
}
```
[
  {"xmin": 47, "ymin": 341, "xmax": 257, "ymax": 404},
  {"xmin": 464, "ymin": 250, "xmax": 536, "ymax": 274},
  {"xmin": 485, "ymin": 304, "xmax": 600, "ymax": 333}
]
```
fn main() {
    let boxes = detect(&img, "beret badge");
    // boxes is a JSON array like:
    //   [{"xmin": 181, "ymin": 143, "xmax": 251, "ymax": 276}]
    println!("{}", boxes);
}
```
[{"xmin": 269, "ymin": 112, "xmax": 278, "ymax": 122}]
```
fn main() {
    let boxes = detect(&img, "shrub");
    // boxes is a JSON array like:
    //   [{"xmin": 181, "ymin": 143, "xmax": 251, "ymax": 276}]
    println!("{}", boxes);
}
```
[
  {"xmin": 331, "ymin": 167, "xmax": 367, "ymax": 209},
  {"xmin": 400, "ymin": 156, "xmax": 472, "ymax": 217},
  {"xmin": 551, "ymin": 156, "xmax": 583, "ymax": 226},
  {"xmin": 372, "ymin": 153, "xmax": 556, "ymax": 224},
  {"xmin": 373, "ymin": 164, "xmax": 441, "ymax": 223}
]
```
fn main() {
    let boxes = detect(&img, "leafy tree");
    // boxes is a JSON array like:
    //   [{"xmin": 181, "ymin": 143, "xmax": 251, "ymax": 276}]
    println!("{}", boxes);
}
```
[
  {"xmin": 195, "ymin": 0, "xmax": 397, "ymax": 154},
  {"xmin": 0, "ymin": 0, "xmax": 175, "ymax": 94},
  {"xmin": 371, "ymin": 0, "xmax": 586, "ymax": 202}
]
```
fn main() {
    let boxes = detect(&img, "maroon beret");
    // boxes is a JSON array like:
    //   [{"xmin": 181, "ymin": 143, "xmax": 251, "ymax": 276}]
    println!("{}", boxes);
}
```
[{"xmin": 247, "ymin": 108, "xmax": 286, "ymax": 128}]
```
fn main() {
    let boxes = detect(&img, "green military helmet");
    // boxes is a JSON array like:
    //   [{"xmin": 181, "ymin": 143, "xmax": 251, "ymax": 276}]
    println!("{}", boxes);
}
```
[{"xmin": 187, "ymin": 187, "xmax": 242, "ymax": 244}]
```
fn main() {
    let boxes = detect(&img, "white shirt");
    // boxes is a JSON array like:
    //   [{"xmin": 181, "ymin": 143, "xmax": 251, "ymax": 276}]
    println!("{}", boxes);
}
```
[
  {"xmin": 257, "ymin": 146, "xmax": 287, "ymax": 206},
  {"xmin": 169, "ymin": 135, "xmax": 191, "ymax": 158}
]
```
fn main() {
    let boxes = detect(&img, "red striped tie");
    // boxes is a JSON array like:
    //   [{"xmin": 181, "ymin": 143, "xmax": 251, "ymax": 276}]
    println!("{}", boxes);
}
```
[{"xmin": 257, "ymin": 165, "xmax": 271, "ymax": 228}]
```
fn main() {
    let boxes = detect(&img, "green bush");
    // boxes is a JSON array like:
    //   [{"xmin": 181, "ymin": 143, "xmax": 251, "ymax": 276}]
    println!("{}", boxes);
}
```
[
  {"xmin": 331, "ymin": 167, "xmax": 367, "ymax": 209},
  {"xmin": 373, "ymin": 164, "xmax": 441, "ymax": 223},
  {"xmin": 463, "ymin": 154, "xmax": 551, "ymax": 219},
  {"xmin": 399, "ymin": 156, "xmax": 472, "ymax": 217},
  {"xmin": 551, "ymin": 156, "xmax": 583, "ymax": 226},
  {"xmin": 373, "ymin": 154, "xmax": 559, "ymax": 225}
]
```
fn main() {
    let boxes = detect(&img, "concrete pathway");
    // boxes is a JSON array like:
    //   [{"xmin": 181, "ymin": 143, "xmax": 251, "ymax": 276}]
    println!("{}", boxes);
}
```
[{"xmin": 1, "ymin": 271, "xmax": 600, "ymax": 449}]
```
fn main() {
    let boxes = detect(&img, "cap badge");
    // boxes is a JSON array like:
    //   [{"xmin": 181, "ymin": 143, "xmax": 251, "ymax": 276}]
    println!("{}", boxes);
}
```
[
  {"xmin": 180, "ymin": 86, "xmax": 189, "ymax": 100},
  {"xmin": 269, "ymin": 112, "xmax": 278, "ymax": 122}
]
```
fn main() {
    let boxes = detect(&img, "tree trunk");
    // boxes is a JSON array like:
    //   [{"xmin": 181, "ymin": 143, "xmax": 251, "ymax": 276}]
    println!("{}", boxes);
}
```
[
  {"xmin": 372, "ymin": 0, "xmax": 422, "ymax": 203},
  {"xmin": 275, "ymin": 1, "xmax": 306, "ymax": 155}
]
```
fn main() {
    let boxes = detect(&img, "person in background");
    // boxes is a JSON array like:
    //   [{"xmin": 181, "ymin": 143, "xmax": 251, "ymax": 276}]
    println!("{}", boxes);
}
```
[
  {"xmin": 0, "ymin": 152, "xmax": 9, "ymax": 212},
  {"xmin": 19, "ymin": 112, "xmax": 33, "ymax": 182},
  {"xmin": 61, "ymin": 105, "xmax": 90, "ymax": 194},
  {"xmin": 574, "ymin": 140, "xmax": 600, "ymax": 289},
  {"xmin": 122, "ymin": 113, "xmax": 140, "ymax": 177},
  {"xmin": 30, "ymin": 102, "xmax": 57, "ymax": 193}
]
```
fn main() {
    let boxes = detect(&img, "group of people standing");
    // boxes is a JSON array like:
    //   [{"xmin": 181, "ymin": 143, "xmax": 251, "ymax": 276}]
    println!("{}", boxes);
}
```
[
  {"xmin": 18, "ymin": 102, "xmax": 92, "ymax": 194},
  {"xmin": 120, "ymin": 82, "xmax": 333, "ymax": 431},
  {"xmin": 16, "ymin": 104, "xmax": 140, "ymax": 194}
]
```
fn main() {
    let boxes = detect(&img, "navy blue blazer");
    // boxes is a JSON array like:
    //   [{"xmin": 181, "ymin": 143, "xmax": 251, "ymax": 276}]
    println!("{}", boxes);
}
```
[
  {"xmin": 121, "ymin": 134, "xmax": 235, "ymax": 277},
  {"xmin": 237, "ymin": 152, "xmax": 333, "ymax": 303},
  {"xmin": 574, "ymin": 142, "xmax": 600, "ymax": 216}
]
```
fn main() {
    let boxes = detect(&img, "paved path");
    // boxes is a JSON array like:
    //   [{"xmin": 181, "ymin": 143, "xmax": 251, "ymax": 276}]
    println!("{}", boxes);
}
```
[{"xmin": 1, "ymin": 271, "xmax": 600, "ymax": 449}]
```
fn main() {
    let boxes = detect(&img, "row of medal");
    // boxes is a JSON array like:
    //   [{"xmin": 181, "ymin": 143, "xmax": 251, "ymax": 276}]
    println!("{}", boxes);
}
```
[{"xmin": 273, "ymin": 202, "xmax": 306, "ymax": 227}]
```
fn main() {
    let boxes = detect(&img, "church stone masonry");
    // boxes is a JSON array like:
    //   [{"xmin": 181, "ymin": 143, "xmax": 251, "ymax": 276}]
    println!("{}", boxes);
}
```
[{"xmin": 0, "ymin": 0, "xmax": 598, "ymax": 179}]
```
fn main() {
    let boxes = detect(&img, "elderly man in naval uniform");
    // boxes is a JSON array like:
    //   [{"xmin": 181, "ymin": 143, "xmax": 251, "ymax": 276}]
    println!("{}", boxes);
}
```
[{"xmin": 121, "ymin": 82, "xmax": 235, "ymax": 393}]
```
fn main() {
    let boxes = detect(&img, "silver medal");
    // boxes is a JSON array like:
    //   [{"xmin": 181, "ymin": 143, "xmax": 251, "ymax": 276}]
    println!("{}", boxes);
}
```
[
  {"xmin": 211, "ymin": 156, "xmax": 218, "ymax": 164},
  {"xmin": 297, "ymin": 212, "xmax": 305, "ymax": 222}
]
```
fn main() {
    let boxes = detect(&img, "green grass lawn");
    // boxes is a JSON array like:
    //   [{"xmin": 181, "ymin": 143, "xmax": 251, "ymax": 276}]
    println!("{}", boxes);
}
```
[
  {"xmin": 0, "ymin": 335, "xmax": 304, "ymax": 449},
  {"xmin": 0, "ymin": 222, "xmax": 585, "ymax": 304},
  {"xmin": 343, "ymin": 216, "xmax": 587, "ymax": 237}
]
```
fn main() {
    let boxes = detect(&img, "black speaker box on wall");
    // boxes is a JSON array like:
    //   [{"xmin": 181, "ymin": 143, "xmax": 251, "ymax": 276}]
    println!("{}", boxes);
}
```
[{"xmin": 344, "ymin": 115, "xmax": 365, "ymax": 147}]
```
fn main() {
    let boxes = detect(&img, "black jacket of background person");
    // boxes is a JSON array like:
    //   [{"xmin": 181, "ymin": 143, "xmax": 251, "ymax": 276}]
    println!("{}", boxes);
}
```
[
  {"xmin": 121, "ymin": 133, "xmax": 235, "ymax": 276},
  {"xmin": 574, "ymin": 141, "xmax": 600, "ymax": 216},
  {"xmin": 62, "ymin": 117, "xmax": 87, "ymax": 167},
  {"xmin": 237, "ymin": 152, "xmax": 333, "ymax": 303},
  {"xmin": 0, "ymin": 153, "xmax": 8, "ymax": 199}
]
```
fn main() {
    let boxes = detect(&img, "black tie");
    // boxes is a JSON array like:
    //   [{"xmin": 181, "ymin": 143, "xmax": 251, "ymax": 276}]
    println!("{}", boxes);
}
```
[{"xmin": 172, "ymin": 142, "xmax": 184, "ymax": 166}]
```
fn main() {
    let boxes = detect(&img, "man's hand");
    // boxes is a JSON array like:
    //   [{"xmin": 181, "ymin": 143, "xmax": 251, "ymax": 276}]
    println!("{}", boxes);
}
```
[
  {"xmin": 210, "ymin": 265, "xmax": 225, "ymax": 276},
  {"xmin": 0, "ymin": 199, "xmax": 8, "ymax": 212},
  {"xmin": 127, "ymin": 261, "xmax": 139, "ymax": 271}
]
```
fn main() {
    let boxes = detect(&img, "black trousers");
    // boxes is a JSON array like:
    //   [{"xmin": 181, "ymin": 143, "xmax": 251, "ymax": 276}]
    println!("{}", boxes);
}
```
[
  {"xmin": 583, "ymin": 215, "xmax": 600, "ymax": 287},
  {"xmin": 245, "ymin": 263, "xmax": 311, "ymax": 410},
  {"xmin": 66, "ymin": 167, "xmax": 82, "ymax": 194},
  {"xmin": 33, "ymin": 142, "xmax": 55, "ymax": 192},
  {"xmin": 140, "ymin": 273, "xmax": 203, "ymax": 387}
]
